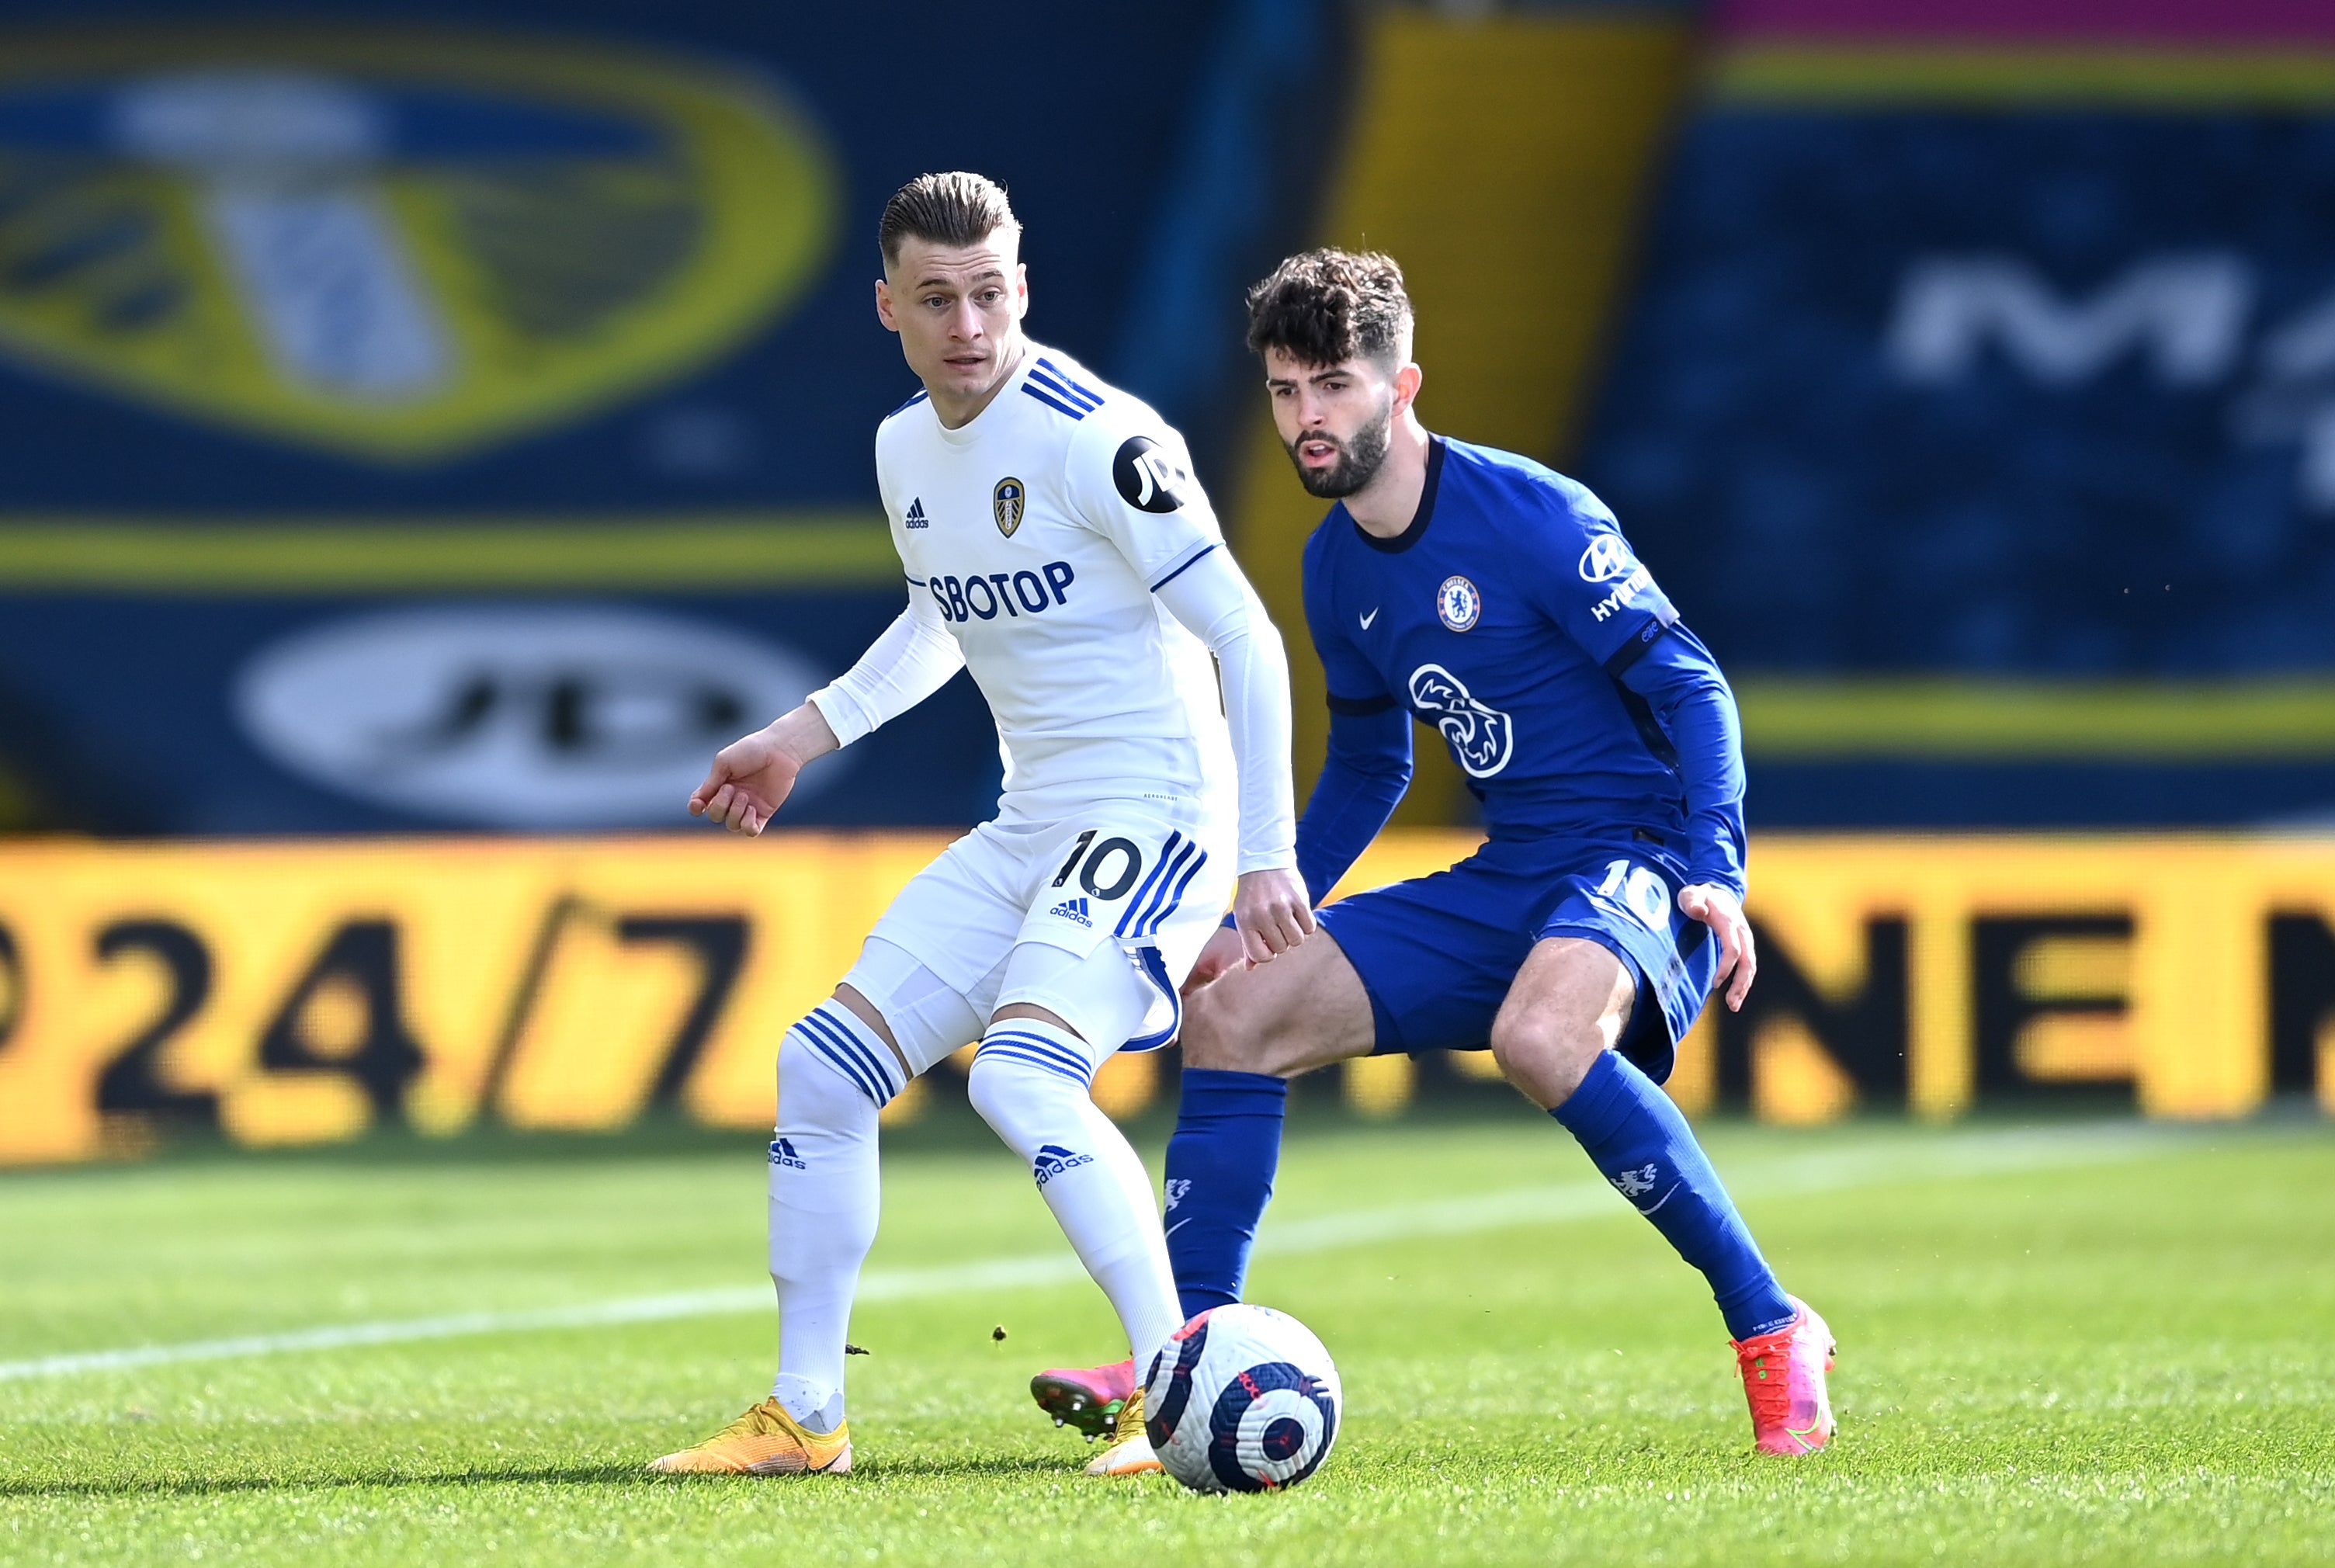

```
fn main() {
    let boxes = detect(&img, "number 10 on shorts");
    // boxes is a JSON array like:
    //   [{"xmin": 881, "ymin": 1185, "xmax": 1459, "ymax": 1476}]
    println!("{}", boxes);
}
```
[
  {"xmin": 1596, "ymin": 859, "xmax": 1672, "ymax": 932},
  {"xmin": 1051, "ymin": 830, "xmax": 1146, "ymax": 900}
]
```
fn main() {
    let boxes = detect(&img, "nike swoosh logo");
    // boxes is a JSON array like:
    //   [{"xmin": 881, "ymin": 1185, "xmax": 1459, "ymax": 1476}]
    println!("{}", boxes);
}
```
[
  {"xmin": 1360, "ymin": 608, "xmax": 1379, "ymax": 629},
  {"xmin": 1163, "ymin": 1216, "xmax": 1192, "ymax": 1238}
]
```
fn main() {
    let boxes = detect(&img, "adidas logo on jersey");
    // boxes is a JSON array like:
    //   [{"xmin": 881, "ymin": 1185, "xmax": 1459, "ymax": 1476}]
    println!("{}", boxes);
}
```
[
  {"xmin": 1048, "ymin": 896, "xmax": 1092, "ymax": 927},
  {"xmin": 769, "ymin": 1137, "xmax": 807, "ymax": 1171},
  {"xmin": 1033, "ymin": 1143, "xmax": 1093, "ymax": 1187},
  {"xmin": 904, "ymin": 498, "xmax": 928, "ymax": 529}
]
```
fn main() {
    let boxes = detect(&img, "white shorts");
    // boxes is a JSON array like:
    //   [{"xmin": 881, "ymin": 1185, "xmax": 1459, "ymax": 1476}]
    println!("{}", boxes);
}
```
[{"xmin": 841, "ymin": 800, "xmax": 1233, "ymax": 1077}]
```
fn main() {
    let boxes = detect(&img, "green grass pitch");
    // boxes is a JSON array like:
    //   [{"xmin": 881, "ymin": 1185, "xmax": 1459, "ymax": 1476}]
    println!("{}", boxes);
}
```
[{"xmin": 3, "ymin": 1113, "xmax": 2331, "ymax": 1566}]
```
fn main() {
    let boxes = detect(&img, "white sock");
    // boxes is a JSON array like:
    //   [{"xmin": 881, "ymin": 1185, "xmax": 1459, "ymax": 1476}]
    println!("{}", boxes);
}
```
[
  {"xmin": 967, "ymin": 1018, "xmax": 1181, "ymax": 1369},
  {"xmin": 771, "ymin": 1373, "xmax": 843, "ymax": 1434},
  {"xmin": 767, "ymin": 1002, "xmax": 895, "ymax": 1426}
]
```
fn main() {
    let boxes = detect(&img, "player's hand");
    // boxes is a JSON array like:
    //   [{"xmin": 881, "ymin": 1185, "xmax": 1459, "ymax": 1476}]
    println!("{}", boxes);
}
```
[
  {"xmin": 1678, "ymin": 883, "xmax": 1757, "ymax": 1011},
  {"xmin": 1232, "ymin": 866, "xmax": 1313, "ymax": 965},
  {"xmin": 688, "ymin": 706, "xmax": 838, "ymax": 836},
  {"xmin": 1182, "ymin": 924, "xmax": 1251, "ymax": 995}
]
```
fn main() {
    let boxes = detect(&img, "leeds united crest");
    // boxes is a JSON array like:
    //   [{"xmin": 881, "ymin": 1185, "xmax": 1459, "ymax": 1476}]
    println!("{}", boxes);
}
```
[
  {"xmin": 0, "ymin": 23, "xmax": 838, "ymax": 464},
  {"xmin": 994, "ymin": 476, "xmax": 1025, "ymax": 536}
]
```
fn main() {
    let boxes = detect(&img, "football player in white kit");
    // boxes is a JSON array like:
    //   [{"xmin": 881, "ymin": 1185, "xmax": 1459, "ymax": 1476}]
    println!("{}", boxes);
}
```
[{"xmin": 649, "ymin": 172, "xmax": 1310, "ymax": 1480}]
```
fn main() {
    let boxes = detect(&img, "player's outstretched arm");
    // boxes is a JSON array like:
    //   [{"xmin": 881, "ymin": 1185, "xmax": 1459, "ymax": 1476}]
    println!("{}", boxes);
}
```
[
  {"xmin": 689, "ymin": 703, "xmax": 839, "ymax": 836},
  {"xmin": 689, "ymin": 591, "xmax": 963, "ymax": 836}
]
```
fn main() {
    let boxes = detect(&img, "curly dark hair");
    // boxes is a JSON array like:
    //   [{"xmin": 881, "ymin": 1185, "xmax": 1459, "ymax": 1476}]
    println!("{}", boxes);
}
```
[
  {"xmin": 878, "ymin": 172, "xmax": 1019, "ymax": 265},
  {"xmin": 1244, "ymin": 248, "xmax": 1414, "ymax": 367}
]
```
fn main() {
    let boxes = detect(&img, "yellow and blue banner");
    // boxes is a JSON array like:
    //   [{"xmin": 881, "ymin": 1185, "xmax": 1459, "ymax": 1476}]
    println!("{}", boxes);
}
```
[
  {"xmin": 0, "ymin": 2, "xmax": 1277, "ymax": 834},
  {"xmin": 0, "ymin": 830, "xmax": 2326, "ymax": 1166}
]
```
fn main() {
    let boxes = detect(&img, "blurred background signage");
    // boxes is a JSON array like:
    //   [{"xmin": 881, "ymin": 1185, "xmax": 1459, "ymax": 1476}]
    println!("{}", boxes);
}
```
[
  {"xmin": 1580, "ymin": 0, "xmax": 2335, "ymax": 831},
  {"xmin": 0, "ymin": 0, "xmax": 2326, "ymax": 1161},
  {"xmin": 4, "ymin": 0, "xmax": 2331, "ymax": 840},
  {"xmin": 0, "ymin": 26, "xmax": 832, "ymax": 460},
  {"xmin": 0, "ymin": 832, "xmax": 2329, "ymax": 1166},
  {"xmin": 0, "ymin": 2, "xmax": 1296, "ymax": 835}
]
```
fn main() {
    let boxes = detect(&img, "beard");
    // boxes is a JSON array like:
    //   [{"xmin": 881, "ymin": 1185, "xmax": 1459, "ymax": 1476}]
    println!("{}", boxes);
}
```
[{"xmin": 1283, "ymin": 401, "xmax": 1393, "ymax": 498}]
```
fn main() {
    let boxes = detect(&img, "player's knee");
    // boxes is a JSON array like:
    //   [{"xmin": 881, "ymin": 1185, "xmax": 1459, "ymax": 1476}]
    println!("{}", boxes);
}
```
[
  {"xmin": 962, "ymin": 1049, "xmax": 1014, "ymax": 1126},
  {"xmin": 1176, "ymin": 980, "xmax": 1241, "ymax": 1069},
  {"xmin": 775, "ymin": 1020, "xmax": 882, "ymax": 1130},
  {"xmin": 963, "ymin": 1047, "xmax": 1080, "ymax": 1147},
  {"xmin": 1489, "ymin": 1009, "xmax": 1605, "ymax": 1104},
  {"xmin": 1180, "ymin": 974, "xmax": 1299, "ymax": 1077}
]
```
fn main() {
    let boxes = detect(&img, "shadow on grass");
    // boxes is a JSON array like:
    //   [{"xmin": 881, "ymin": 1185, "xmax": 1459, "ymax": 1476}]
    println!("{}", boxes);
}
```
[{"xmin": 0, "ymin": 1452, "xmax": 1081, "ymax": 1499}]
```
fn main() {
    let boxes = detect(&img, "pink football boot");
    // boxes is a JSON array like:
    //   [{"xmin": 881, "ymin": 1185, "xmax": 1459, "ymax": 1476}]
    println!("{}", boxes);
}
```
[
  {"xmin": 1030, "ymin": 1357, "xmax": 1137, "ymax": 1441},
  {"xmin": 1731, "ymin": 1296, "xmax": 1837, "ymax": 1455}
]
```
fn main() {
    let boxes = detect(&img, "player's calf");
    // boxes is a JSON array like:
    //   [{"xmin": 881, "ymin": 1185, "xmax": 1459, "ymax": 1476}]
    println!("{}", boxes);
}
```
[
  {"xmin": 965, "ymin": 1010, "xmax": 1183, "ymax": 1370},
  {"xmin": 1161, "ymin": 934, "xmax": 1376, "ymax": 1320}
]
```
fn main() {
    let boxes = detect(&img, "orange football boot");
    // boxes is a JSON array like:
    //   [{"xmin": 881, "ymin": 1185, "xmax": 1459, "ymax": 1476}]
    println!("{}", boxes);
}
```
[{"xmin": 647, "ymin": 1398, "xmax": 852, "ymax": 1476}]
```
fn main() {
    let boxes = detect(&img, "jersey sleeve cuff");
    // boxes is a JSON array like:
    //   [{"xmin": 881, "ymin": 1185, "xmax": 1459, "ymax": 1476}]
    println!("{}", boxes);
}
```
[
  {"xmin": 806, "ymin": 686, "xmax": 870, "ymax": 749},
  {"xmin": 1234, "ymin": 850, "xmax": 1299, "ymax": 877}
]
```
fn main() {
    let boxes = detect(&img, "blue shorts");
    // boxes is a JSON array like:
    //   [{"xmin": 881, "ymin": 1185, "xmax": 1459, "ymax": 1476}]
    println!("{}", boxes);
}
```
[{"xmin": 1313, "ymin": 831, "xmax": 1717, "ymax": 1085}]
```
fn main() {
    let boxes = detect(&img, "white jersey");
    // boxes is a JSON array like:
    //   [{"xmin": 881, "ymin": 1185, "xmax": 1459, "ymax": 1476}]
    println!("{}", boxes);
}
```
[{"xmin": 871, "ymin": 345, "xmax": 1235, "ymax": 817}]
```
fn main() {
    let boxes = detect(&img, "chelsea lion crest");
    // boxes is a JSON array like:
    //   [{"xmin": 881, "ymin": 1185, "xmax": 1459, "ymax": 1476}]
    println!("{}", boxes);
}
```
[
  {"xmin": 1435, "ymin": 574, "xmax": 1482, "ymax": 632},
  {"xmin": 994, "ymin": 477, "xmax": 1026, "ymax": 536}
]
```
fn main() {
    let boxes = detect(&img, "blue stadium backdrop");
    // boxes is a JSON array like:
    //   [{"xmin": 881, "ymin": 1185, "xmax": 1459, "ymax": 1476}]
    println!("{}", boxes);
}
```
[
  {"xmin": 1580, "ymin": 16, "xmax": 2335, "ymax": 827},
  {"xmin": 0, "ymin": 0, "xmax": 1339, "ymax": 833}
]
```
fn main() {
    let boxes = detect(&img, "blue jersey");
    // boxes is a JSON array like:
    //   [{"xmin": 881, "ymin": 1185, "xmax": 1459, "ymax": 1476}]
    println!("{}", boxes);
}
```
[{"xmin": 1296, "ymin": 435, "xmax": 1747, "ymax": 897}]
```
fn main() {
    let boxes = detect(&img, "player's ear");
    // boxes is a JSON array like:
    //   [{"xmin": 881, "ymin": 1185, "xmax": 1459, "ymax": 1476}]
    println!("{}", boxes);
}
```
[
  {"xmin": 1011, "ymin": 262, "xmax": 1029, "ymax": 321},
  {"xmin": 873, "ymin": 277, "xmax": 900, "ymax": 334},
  {"xmin": 1392, "ymin": 360, "xmax": 1424, "ymax": 417}
]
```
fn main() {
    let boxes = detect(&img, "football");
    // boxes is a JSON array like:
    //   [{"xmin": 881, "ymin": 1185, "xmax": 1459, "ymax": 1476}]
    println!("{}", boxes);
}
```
[{"xmin": 1142, "ymin": 1304, "xmax": 1343, "ymax": 1493}]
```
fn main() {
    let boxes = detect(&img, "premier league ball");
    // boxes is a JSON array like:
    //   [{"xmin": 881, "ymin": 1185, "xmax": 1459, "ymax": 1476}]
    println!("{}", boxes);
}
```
[{"xmin": 1142, "ymin": 1303, "xmax": 1341, "ymax": 1493}]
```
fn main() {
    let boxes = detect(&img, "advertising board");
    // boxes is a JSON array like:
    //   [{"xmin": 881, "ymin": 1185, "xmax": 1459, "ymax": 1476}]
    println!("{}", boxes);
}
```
[{"xmin": 1, "ymin": 831, "xmax": 2326, "ymax": 1165}]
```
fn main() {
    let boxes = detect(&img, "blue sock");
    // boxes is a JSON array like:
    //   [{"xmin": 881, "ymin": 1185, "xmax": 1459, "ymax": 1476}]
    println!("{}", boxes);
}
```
[
  {"xmin": 1552, "ymin": 1049, "xmax": 1796, "ymax": 1341},
  {"xmin": 1162, "ymin": 1068, "xmax": 1289, "ymax": 1320}
]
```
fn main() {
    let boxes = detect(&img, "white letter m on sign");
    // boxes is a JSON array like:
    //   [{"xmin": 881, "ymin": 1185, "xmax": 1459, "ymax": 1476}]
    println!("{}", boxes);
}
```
[{"xmin": 1886, "ymin": 252, "xmax": 2252, "ymax": 388}]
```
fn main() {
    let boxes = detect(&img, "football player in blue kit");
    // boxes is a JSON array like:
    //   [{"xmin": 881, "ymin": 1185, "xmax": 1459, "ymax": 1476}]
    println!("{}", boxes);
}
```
[{"xmin": 1032, "ymin": 248, "xmax": 1836, "ymax": 1457}]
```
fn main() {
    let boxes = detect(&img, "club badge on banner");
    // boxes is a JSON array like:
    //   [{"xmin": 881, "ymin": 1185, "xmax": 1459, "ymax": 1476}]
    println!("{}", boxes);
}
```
[{"xmin": 0, "ymin": 23, "xmax": 836, "ymax": 461}]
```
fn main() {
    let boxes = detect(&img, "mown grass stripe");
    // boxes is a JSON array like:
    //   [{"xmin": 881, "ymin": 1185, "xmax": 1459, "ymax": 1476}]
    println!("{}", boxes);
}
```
[{"xmin": 0, "ymin": 1123, "xmax": 2175, "ymax": 1383}]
